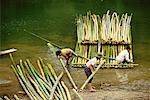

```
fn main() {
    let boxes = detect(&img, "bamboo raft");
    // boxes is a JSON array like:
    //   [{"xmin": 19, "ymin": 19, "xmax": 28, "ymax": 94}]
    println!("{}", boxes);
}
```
[
  {"xmin": 72, "ymin": 64, "xmax": 139, "ymax": 68},
  {"xmin": 72, "ymin": 10, "xmax": 137, "ymax": 68}
]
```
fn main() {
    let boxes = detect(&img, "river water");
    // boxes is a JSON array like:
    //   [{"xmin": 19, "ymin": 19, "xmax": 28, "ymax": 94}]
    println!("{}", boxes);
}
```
[{"xmin": 1, "ymin": 0, "xmax": 150, "ymax": 98}]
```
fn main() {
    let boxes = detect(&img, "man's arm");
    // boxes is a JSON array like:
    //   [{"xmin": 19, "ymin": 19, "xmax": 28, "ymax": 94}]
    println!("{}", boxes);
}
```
[{"xmin": 89, "ymin": 64, "xmax": 95, "ymax": 73}]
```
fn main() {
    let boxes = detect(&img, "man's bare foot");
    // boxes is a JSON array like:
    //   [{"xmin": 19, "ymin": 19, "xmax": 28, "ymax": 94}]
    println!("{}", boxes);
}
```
[
  {"xmin": 92, "ymin": 86, "xmax": 95, "ymax": 89},
  {"xmin": 89, "ymin": 88, "xmax": 96, "ymax": 92}
]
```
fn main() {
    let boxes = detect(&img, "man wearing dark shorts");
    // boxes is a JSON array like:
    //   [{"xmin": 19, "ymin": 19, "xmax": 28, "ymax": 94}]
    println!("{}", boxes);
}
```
[{"xmin": 84, "ymin": 53, "xmax": 102, "ymax": 92}]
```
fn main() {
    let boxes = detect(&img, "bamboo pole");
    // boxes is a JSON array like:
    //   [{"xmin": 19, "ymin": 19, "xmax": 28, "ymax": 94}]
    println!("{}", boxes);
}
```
[
  {"xmin": 80, "ymin": 60, "xmax": 105, "ymax": 90},
  {"xmin": 75, "ymin": 11, "xmax": 133, "ymax": 65},
  {"xmin": 43, "ymin": 63, "xmax": 65, "ymax": 100},
  {"xmin": 31, "ymin": 61, "xmax": 61, "ymax": 99},
  {"xmin": 24, "ymin": 60, "xmax": 50, "ymax": 99},
  {"xmin": 37, "ymin": 60, "xmax": 46, "ymax": 80},
  {"xmin": 61, "ymin": 81, "xmax": 71, "ymax": 100},
  {"xmin": 11, "ymin": 65, "xmax": 38, "ymax": 100},
  {"xmin": 11, "ymin": 65, "xmax": 36, "ymax": 100},
  {"xmin": 9, "ymin": 53, "xmax": 16, "ymax": 66},
  {"xmin": 11, "ymin": 57, "xmax": 67, "ymax": 100},
  {"xmin": 14, "ymin": 95, "xmax": 20, "ymax": 100},
  {"xmin": 59, "ymin": 58, "xmax": 78, "ymax": 90},
  {"xmin": 17, "ymin": 64, "xmax": 41, "ymax": 99},
  {"xmin": 27, "ymin": 73, "xmax": 47, "ymax": 100},
  {"xmin": 49, "ymin": 72, "xmax": 64, "ymax": 100},
  {"xmin": 72, "ymin": 89, "xmax": 83, "ymax": 100},
  {"xmin": 47, "ymin": 64, "xmax": 67, "ymax": 100},
  {"xmin": 25, "ymin": 61, "xmax": 49, "ymax": 98},
  {"xmin": 4, "ymin": 96, "xmax": 10, "ymax": 100},
  {"xmin": 14, "ymin": 65, "xmax": 40, "ymax": 100}
]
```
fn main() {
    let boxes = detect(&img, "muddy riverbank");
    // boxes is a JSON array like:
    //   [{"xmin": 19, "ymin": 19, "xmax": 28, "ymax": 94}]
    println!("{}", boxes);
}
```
[{"xmin": 1, "ymin": 67, "xmax": 150, "ymax": 100}]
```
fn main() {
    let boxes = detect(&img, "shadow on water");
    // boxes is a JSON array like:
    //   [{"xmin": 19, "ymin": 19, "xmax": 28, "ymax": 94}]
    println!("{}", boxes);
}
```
[{"xmin": 1, "ymin": 0, "xmax": 150, "ymax": 98}]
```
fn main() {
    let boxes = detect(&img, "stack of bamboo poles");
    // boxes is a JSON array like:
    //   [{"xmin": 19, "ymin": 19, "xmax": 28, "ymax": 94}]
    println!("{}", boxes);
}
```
[
  {"xmin": 76, "ymin": 12, "xmax": 100, "ymax": 43},
  {"xmin": 72, "ymin": 12, "xmax": 100, "ymax": 64},
  {"xmin": 10, "ymin": 56, "xmax": 73, "ymax": 100},
  {"xmin": 72, "ymin": 10, "xmax": 133, "ymax": 65},
  {"xmin": 100, "ymin": 10, "xmax": 132, "ymax": 44},
  {"xmin": 100, "ymin": 11, "xmax": 133, "ymax": 64}
]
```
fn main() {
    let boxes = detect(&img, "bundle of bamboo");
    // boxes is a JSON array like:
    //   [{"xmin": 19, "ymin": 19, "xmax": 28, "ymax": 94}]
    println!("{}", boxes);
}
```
[
  {"xmin": 76, "ymin": 12, "xmax": 100, "ymax": 42},
  {"xmin": 10, "ymin": 55, "xmax": 83, "ymax": 100},
  {"xmin": 72, "ymin": 10, "xmax": 133, "ymax": 66}
]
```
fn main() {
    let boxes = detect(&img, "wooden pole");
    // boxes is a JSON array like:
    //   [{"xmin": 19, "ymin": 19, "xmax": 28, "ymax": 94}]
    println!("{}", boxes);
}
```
[
  {"xmin": 59, "ymin": 58, "xmax": 78, "ymax": 90},
  {"xmin": 80, "ymin": 60, "xmax": 105, "ymax": 90}
]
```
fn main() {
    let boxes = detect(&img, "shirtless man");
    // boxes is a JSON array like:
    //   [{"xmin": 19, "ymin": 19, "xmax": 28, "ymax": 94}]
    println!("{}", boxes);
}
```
[{"xmin": 56, "ymin": 48, "xmax": 77, "ymax": 65}]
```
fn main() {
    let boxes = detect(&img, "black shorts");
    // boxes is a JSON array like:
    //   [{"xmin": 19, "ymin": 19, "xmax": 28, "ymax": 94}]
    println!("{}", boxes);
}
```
[{"xmin": 84, "ymin": 66, "xmax": 93, "ymax": 83}]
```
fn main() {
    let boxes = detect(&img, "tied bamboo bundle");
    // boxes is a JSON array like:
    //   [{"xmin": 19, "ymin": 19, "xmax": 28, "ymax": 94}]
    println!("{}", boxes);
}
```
[
  {"xmin": 99, "ymin": 10, "xmax": 133, "ymax": 64},
  {"xmin": 73, "ymin": 10, "xmax": 133, "ymax": 66},
  {"xmin": 10, "ymin": 56, "xmax": 72, "ymax": 100},
  {"xmin": 73, "ymin": 12, "xmax": 101, "ymax": 65},
  {"xmin": 100, "ymin": 10, "xmax": 132, "ymax": 44},
  {"xmin": 76, "ymin": 11, "xmax": 100, "ymax": 43}
]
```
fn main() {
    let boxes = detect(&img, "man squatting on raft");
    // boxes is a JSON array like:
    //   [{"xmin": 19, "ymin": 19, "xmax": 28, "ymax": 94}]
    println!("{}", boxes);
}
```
[
  {"xmin": 56, "ymin": 48, "xmax": 77, "ymax": 65},
  {"xmin": 116, "ymin": 46, "xmax": 133, "ymax": 64},
  {"xmin": 84, "ymin": 53, "xmax": 102, "ymax": 92}
]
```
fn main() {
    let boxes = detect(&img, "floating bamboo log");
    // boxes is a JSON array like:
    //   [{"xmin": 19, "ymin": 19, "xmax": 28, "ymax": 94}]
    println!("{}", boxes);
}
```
[{"xmin": 0, "ymin": 48, "xmax": 17, "ymax": 55}]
